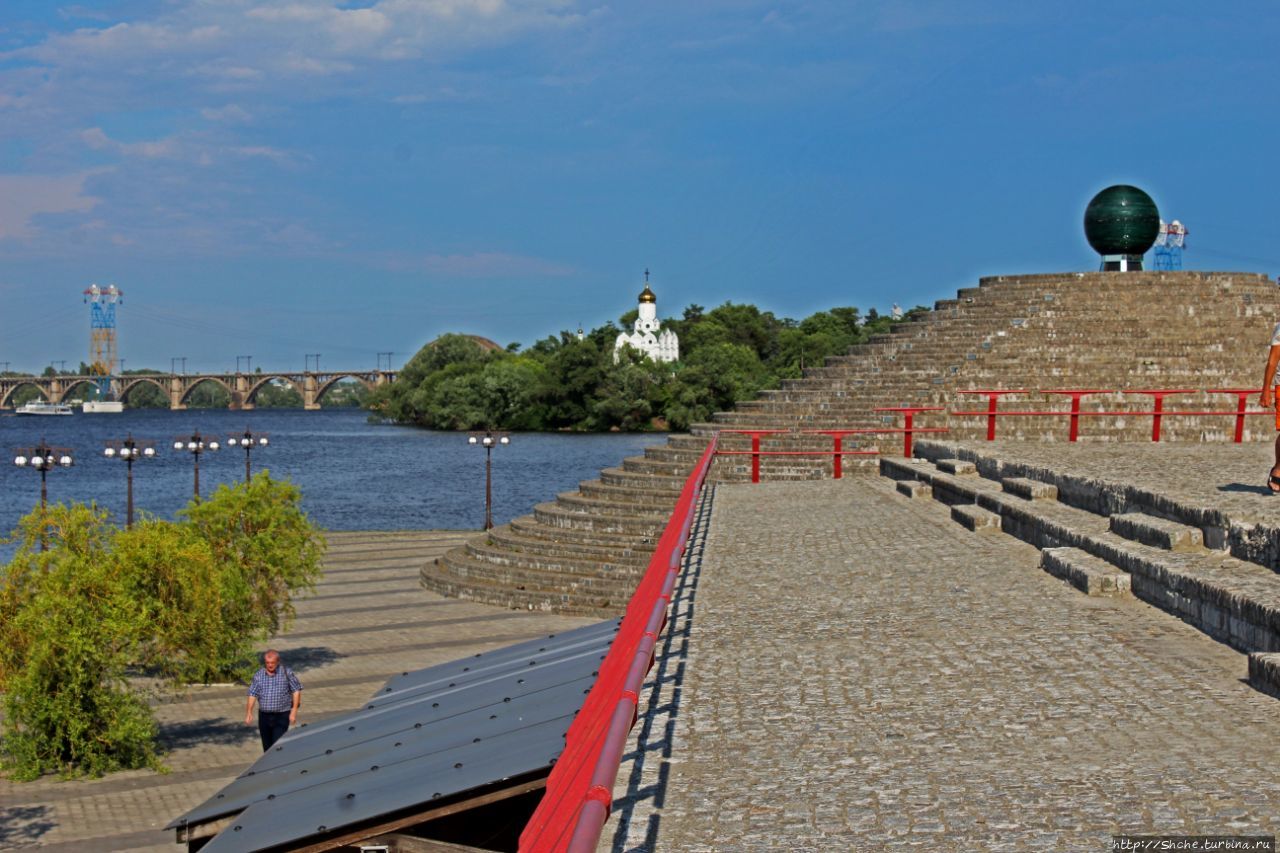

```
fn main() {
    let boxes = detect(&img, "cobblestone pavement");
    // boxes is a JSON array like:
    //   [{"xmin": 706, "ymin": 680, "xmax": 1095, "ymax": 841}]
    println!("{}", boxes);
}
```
[
  {"xmin": 648, "ymin": 478, "xmax": 1280, "ymax": 851},
  {"xmin": 944, "ymin": 439, "xmax": 1280, "ymax": 526},
  {"xmin": 0, "ymin": 531, "xmax": 593, "ymax": 852}
]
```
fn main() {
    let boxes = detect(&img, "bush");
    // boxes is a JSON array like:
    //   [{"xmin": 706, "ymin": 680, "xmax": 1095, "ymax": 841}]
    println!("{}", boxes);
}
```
[
  {"xmin": 179, "ymin": 473, "xmax": 326, "ymax": 681},
  {"xmin": 0, "ymin": 506, "xmax": 163, "ymax": 780},
  {"xmin": 0, "ymin": 474, "xmax": 326, "ymax": 780}
]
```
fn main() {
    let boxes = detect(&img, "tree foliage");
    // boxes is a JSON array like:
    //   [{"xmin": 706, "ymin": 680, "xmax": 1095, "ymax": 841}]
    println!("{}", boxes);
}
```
[
  {"xmin": 367, "ymin": 303, "xmax": 924, "ymax": 431},
  {"xmin": 0, "ymin": 475, "xmax": 325, "ymax": 781}
]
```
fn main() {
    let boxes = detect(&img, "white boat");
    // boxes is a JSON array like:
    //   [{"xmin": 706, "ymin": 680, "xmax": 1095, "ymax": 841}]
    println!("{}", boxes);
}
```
[
  {"xmin": 16, "ymin": 401, "xmax": 74, "ymax": 416},
  {"xmin": 82, "ymin": 400, "xmax": 124, "ymax": 413}
]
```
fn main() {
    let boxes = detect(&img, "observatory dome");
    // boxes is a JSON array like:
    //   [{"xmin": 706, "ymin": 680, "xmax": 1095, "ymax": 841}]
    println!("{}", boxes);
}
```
[{"xmin": 1084, "ymin": 185, "xmax": 1160, "ymax": 256}]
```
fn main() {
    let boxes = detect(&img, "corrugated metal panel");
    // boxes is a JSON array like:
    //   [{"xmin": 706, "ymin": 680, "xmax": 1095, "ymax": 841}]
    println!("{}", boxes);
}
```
[{"xmin": 168, "ymin": 619, "xmax": 619, "ymax": 852}]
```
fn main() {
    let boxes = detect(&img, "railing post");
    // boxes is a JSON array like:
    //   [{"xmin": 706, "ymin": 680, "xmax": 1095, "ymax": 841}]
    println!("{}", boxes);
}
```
[
  {"xmin": 1129, "ymin": 390, "xmax": 1193, "ymax": 443},
  {"xmin": 751, "ymin": 433, "xmax": 761, "ymax": 483},
  {"xmin": 1043, "ymin": 390, "xmax": 1109, "ymax": 443},
  {"xmin": 955, "ymin": 390, "xmax": 1023, "ymax": 441},
  {"xmin": 1206, "ymin": 390, "xmax": 1262, "ymax": 444},
  {"xmin": 832, "ymin": 433, "xmax": 843, "ymax": 479},
  {"xmin": 902, "ymin": 411, "xmax": 914, "ymax": 458}
]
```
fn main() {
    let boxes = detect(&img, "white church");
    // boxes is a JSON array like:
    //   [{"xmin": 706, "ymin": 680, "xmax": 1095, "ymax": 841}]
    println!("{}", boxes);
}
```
[{"xmin": 614, "ymin": 271, "xmax": 679, "ymax": 363}]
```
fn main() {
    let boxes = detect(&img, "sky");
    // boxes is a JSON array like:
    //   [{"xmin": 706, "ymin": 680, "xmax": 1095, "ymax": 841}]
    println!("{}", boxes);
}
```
[{"xmin": 1, "ymin": 0, "xmax": 1278, "ymax": 374}]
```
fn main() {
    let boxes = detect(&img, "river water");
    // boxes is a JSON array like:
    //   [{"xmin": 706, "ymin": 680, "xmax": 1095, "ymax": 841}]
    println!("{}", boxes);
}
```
[{"xmin": 0, "ymin": 407, "xmax": 668, "ymax": 537}]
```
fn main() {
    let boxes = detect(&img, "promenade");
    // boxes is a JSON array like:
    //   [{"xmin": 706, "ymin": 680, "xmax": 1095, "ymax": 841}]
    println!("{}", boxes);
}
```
[
  {"xmin": 0, "ymin": 531, "xmax": 592, "ymax": 852},
  {"xmin": 613, "ymin": 444, "xmax": 1280, "ymax": 850}
]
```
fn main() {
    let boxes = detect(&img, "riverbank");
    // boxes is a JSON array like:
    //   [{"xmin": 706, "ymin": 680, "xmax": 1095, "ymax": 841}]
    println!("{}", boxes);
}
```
[{"xmin": 0, "ymin": 530, "xmax": 595, "ymax": 852}]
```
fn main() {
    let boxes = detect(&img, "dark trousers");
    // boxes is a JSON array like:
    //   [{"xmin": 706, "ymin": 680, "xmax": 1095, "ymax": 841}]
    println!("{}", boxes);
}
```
[{"xmin": 258, "ymin": 711, "xmax": 290, "ymax": 751}]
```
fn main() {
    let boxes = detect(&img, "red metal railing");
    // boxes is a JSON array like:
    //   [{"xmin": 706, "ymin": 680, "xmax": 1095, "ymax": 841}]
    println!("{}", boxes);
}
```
[
  {"xmin": 519, "ymin": 434, "xmax": 719, "ymax": 853},
  {"xmin": 716, "ymin": 407, "xmax": 947, "ymax": 483},
  {"xmin": 953, "ymin": 388, "xmax": 1274, "ymax": 442}
]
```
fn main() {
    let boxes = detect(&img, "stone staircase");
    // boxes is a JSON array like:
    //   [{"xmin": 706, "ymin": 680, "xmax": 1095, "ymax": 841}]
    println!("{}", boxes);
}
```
[
  {"xmin": 424, "ymin": 270, "xmax": 1280, "ymax": 615},
  {"xmin": 880, "ymin": 439, "xmax": 1280, "ymax": 698}
]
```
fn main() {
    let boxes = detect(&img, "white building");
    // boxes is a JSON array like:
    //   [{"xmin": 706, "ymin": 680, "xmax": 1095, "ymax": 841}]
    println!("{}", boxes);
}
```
[{"xmin": 614, "ymin": 273, "xmax": 679, "ymax": 363}]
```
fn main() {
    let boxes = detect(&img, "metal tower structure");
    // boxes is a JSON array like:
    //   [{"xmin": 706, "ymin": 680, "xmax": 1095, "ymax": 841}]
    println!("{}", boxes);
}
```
[
  {"xmin": 1153, "ymin": 219, "xmax": 1188, "ymax": 270},
  {"xmin": 84, "ymin": 283, "xmax": 123, "ymax": 397}
]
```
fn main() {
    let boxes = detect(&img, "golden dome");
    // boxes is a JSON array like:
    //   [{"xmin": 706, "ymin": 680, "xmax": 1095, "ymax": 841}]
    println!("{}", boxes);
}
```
[{"xmin": 638, "ymin": 285, "xmax": 656, "ymax": 304}]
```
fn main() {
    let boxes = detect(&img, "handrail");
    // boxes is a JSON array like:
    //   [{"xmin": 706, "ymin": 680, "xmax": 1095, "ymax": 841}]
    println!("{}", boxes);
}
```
[
  {"xmin": 953, "ymin": 387, "xmax": 1274, "ymax": 442},
  {"xmin": 519, "ymin": 433, "xmax": 719, "ymax": 853},
  {"xmin": 718, "ymin": 408, "xmax": 946, "ymax": 482}
]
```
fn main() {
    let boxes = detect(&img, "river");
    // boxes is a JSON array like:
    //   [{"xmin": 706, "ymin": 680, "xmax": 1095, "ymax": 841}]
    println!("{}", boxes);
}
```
[{"xmin": 0, "ymin": 407, "xmax": 668, "ymax": 537}]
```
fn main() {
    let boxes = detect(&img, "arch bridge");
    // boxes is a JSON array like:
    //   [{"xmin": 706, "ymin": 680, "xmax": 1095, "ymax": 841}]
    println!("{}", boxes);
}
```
[{"xmin": 0, "ymin": 370, "xmax": 397, "ymax": 410}]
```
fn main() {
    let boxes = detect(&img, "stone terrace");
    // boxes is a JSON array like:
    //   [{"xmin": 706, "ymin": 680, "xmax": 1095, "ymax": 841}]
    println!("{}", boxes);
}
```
[
  {"xmin": 426, "ymin": 271, "xmax": 1280, "ymax": 616},
  {"xmin": 0, "ymin": 531, "xmax": 592, "ymax": 853},
  {"xmin": 630, "ymin": 469, "xmax": 1280, "ymax": 850}
]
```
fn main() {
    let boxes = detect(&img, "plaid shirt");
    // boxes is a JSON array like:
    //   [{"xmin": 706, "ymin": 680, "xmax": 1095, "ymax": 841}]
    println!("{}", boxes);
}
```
[{"xmin": 248, "ymin": 665, "xmax": 302, "ymax": 712}]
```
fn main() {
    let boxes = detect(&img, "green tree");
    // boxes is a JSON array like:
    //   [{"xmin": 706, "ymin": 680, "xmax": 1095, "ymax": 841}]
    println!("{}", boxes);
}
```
[
  {"xmin": 179, "ymin": 473, "xmax": 326, "ymax": 675},
  {"xmin": 0, "ymin": 506, "xmax": 163, "ymax": 780},
  {"xmin": 0, "ymin": 475, "xmax": 326, "ymax": 780},
  {"xmin": 664, "ymin": 343, "xmax": 772, "ymax": 430}
]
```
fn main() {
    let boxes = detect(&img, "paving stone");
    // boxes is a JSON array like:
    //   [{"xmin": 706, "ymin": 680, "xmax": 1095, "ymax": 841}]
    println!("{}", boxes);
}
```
[
  {"xmin": 896, "ymin": 480, "xmax": 932, "ymax": 500},
  {"xmin": 937, "ymin": 458, "xmax": 978, "ymax": 476},
  {"xmin": 951, "ymin": 503, "xmax": 1001, "ymax": 533},
  {"xmin": 1110, "ymin": 511, "xmax": 1205, "ymax": 552},
  {"xmin": 1040, "ymin": 547, "xmax": 1132, "ymax": 597},
  {"xmin": 1002, "ymin": 477, "xmax": 1058, "ymax": 501},
  {"xmin": 644, "ymin": 479, "xmax": 1280, "ymax": 850}
]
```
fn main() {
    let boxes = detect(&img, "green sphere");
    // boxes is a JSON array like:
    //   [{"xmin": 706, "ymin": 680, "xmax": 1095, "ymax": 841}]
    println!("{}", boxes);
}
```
[{"xmin": 1083, "ymin": 185, "xmax": 1160, "ymax": 256}]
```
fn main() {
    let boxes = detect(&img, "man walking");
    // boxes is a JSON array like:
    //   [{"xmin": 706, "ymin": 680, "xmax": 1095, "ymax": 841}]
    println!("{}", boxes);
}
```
[
  {"xmin": 245, "ymin": 649, "xmax": 303, "ymax": 751},
  {"xmin": 1262, "ymin": 321, "xmax": 1280, "ymax": 493}
]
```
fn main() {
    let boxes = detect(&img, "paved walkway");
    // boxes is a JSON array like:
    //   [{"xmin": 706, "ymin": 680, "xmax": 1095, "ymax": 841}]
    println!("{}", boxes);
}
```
[
  {"xmin": 0, "ymin": 531, "xmax": 592, "ymax": 852},
  {"xmin": 944, "ymin": 439, "xmax": 1280, "ymax": 527},
  {"xmin": 636, "ymin": 477, "xmax": 1280, "ymax": 851}
]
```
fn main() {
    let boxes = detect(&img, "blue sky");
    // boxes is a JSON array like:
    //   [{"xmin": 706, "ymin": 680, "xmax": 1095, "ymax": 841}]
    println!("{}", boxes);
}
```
[{"xmin": 1, "ymin": 1, "xmax": 1278, "ymax": 373}]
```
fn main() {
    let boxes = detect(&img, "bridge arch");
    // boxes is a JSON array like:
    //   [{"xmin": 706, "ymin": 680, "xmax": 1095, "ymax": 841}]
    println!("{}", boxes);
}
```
[
  {"xmin": 315, "ymin": 373, "xmax": 377, "ymax": 404},
  {"xmin": 1, "ymin": 381, "xmax": 50, "ymax": 408},
  {"xmin": 179, "ymin": 376, "xmax": 234, "ymax": 406},
  {"xmin": 244, "ymin": 374, "xmax": 304, "ymax": 406},
  {"xmin": 59, "ymin": 378, "xmax": 105, "ymax": 403},
  {"xmin": 118, "ymin": 375, "xmax": 168, "ymax": 405}
]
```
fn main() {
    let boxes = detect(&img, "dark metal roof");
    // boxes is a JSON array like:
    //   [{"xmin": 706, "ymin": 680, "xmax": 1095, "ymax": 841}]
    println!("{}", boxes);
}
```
[{"xmin": 168, "ymin": 619, "xmax": 619, "ymax": 852}]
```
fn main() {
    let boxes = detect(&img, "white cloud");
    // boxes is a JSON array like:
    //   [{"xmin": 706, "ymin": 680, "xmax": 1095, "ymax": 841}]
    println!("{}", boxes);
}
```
[
  {"xmin": 0, "ymin": 172, "xmax": 102, "ymax": 241},
  {"xmin": 13, "ymin": 1, "xmax": 582, "ymax": 84},
  {"xmin": 81, "ymin": 127, "xmax": 181, "ymax": 159},
  {"xmin": 201, "ymin": 104, "xmax": 252, "ymax": 123}
]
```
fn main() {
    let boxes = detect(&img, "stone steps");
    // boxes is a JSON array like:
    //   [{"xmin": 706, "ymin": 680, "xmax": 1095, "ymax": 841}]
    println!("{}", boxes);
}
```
[
  {"xmin": 421, "ymin": 555, "xmax": 624, "ymax": 616},
  {"xmin": 509, "ymin": 515, "xmax": 656, "ymax": 549},
  {"xmin": 450, "ymin": 544, "xmax": 640, "ymax": 588},
  {"xmin": 880, "ymin": 453, "xmax": 1280, "ymax": 655},
  {"xmin": 599, "ymin": 466, "xmax": 686, "ymax": 490},
  {"xmin": 1040, "ymin": 547, "xmax": 1133, "ymax": 597},
  {"xmin": 428, "ymin": 271, "xmax": 1279, "ymax": 614},
  {"xmin": 480, "ymin": 526, "xmax": 648, "ymax": 565},
  {"xmin": 533, "ymin": 501, "xmax": 666, "ymax": 535},
  {"xmin": 578, "ymin": 479, "xmax": 684, "ymax": 507},
  {"xmin": 554, "ymin": 491, "xmax": 672, "ymax": 519}
]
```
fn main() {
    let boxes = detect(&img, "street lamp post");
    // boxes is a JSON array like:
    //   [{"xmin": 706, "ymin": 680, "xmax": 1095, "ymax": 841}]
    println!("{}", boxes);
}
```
[
  {"xmin": 229, "ymin": 427, "xmax": 269, "ymax": 482},
  {"xmin": 174, "ymin": 431, "xmax": 220, "ymax": 501},
  {"xmin": 467, "ymin": 431, "xmax": 510, "ymax": 530},
  {"xmin": 104, "ymin": 435, "xmax": 156, "ymax": 528},
  {"xmin": 14, "ymin": 438, "xmax": 74, "ymax": 550}
]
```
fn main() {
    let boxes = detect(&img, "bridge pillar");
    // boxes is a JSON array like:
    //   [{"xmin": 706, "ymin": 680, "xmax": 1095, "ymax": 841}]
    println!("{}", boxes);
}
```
[
  {"xmin": 303, "ymin": 374, "xmax": 321, "ymax": 410},
  {"xmin": 169, "ymin": 375, "xmax": 187, "ymax": 411},
  {"xmin": 48, "ymin": 378, "xmax": 65, "ymax": 403},
  {"xmin": 231, "ymin": 374, "xmax": 255, "ymax": 411}
]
